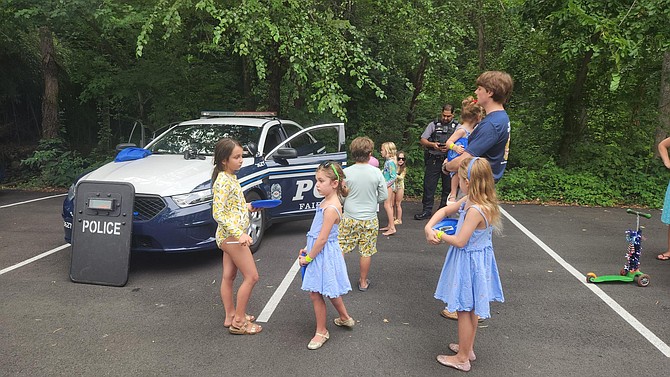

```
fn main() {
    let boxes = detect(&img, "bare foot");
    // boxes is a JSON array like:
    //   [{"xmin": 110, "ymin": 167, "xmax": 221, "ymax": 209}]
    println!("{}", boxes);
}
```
[{"xmin": 382, "ymin": 228, "xmax": 396, "ymax": 236}]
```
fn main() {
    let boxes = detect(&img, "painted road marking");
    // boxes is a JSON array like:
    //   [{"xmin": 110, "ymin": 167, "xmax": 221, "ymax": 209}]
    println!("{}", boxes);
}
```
[
  {"xmin": 256, "ymin": 257, "xmax": 302, "ymax": 323},
  {"xmin": 501, "ymin": 207, "xmax": 670, "ymax": 357},
  {"xmin": 0, "ymin": 193, "xmax": 66, "ymax": 209},
  {"xmin": 0, "ymin": 244, "xmax": 70, "ymax": 276}
]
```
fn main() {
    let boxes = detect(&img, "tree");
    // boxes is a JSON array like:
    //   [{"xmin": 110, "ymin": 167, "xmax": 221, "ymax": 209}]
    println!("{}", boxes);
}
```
[{"xmin": 137, "ymin": 0, "xmax": 386, "ymax": 120}]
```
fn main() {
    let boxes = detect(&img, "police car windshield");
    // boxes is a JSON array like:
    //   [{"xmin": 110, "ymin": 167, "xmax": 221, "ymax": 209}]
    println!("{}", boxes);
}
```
[{"xmin": 148, "ymin": 124, "xmax": 261, "ymax": 155}]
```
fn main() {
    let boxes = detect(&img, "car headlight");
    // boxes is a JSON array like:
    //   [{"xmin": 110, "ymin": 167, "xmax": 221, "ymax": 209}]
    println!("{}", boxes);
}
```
[{"xmin": 172, "ymin": 189, "xmax": 213, "ymax": 208}]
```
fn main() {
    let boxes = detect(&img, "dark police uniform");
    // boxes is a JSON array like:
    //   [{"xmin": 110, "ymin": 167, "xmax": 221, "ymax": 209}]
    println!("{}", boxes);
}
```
[{"xmin": 416, "ymin": 118, "xmax": 459, "ymax": 218}]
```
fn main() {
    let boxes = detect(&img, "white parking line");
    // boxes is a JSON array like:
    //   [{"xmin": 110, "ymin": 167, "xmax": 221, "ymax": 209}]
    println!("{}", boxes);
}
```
[
  {"xmin": 0, "ymin": 244, "xmax": 70, "ymax": 276},
  {"xmin": 256, "ymin": 257, "xmax": 302, "ymax": 323},
  {"xmin": 501, "ymin": 207, "xmax": 670, "ymax": 357},
  {"xmin": 0, "ymin": 193, "xmax": 66, "ymax": 209}
]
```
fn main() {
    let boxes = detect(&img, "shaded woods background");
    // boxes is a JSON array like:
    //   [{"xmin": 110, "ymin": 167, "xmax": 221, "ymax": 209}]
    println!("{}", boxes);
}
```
[{"xmin": 1, "ymin": 0, "xmax": 669, "ymax": 207}]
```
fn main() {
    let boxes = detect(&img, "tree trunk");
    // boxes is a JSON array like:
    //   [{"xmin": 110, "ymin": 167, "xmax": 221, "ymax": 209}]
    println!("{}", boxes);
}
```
[
  {"xmin": 266, "ymin": 50, "xmax": 285, "ymax": 115},
  {"xmin": 557, "ymin": 49, "xmax": 594, "ymax": 165},
  {"xmin": 405, "ymin": 53, "xmax": 428, "ymax": 129},
  {"xmin": 242, "ymin": 56, "xmax": 255, "ymax": 110},
  {"xmin": 39, "ymin": 26, "xmax": 59, "ymax": 139},
  {"xmin": 655, "ymin": 51, "xmax": 670, "ymax": 156}
]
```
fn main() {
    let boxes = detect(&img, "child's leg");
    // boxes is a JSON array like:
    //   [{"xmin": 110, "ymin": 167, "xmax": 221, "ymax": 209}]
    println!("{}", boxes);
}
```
[
  {"xmin": 224, "ymin": 243, "xmax": 260, "ymax": 328},
  {"xmin": 449, "ymin": 175, "xmax": 458, "ymax": 202},
  {"xmin": 221, "ymin": 249, "xmax": 238, "ymax": 326},
  {"xmin": 438, "ymin": 311, "xmax": 475, "ymax": 366},
  {"xmin": 359, "ymin": 256, "xmax": 371, "ymax": 289},
  {"xmin": 456, "ymin": 311, "xmax": 477, "ymax": 360},
  {"xmin": 658, "ymin": 225, "xmax": 670, "ymax": 259},
  {"xmin": 310, "ymin": 292, "xmax": 328, "ymax": 338},
  {"xmin": 394, "ymin": 187, "xmax": 404, "ymax": 223},
  {"xmin": 382, "ymin": 187, "xmax": 396, "ymax": 235},
  {"xmin": 329, "ymin": 296, "xmax": 352, "ymax": 321}
]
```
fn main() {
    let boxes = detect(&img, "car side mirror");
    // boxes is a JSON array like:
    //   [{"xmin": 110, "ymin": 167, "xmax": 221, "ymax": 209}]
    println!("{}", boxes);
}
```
[
  {"xmin": 273, "ymin": 147, "xmax": 298, "ymax": 160},
  {"xmin": 115, "ymin": 143, "xmax": 137, "ymax": 151},
  {"xmin": 243, "ymin": 142, "xmax": 258, "ymax": 157}
]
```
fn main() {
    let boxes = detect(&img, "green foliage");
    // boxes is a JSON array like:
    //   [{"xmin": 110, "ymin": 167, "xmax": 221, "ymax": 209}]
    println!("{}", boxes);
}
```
[
  {"xmin": 497, "ymin": 160, "xmax": 665, "ymax": 208},
  {"xmin": 20, "ymin": 138, "xmax": 107, "ymax": 187}
]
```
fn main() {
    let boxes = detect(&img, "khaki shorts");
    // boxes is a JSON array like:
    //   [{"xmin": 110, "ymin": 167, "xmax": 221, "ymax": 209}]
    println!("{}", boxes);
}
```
[{"xmin": 338, "ymin": 217, "xmax": 379, "ymax": 257}]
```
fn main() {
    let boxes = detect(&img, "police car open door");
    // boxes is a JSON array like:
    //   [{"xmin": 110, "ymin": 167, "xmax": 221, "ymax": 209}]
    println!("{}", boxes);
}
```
[
  {"xmin": 263, "ymin": 122, "xmax": 346, "ymax": 217},
  {"xmin": 70, "ymin": 181, "xmax": 134, "ymax": 286}
]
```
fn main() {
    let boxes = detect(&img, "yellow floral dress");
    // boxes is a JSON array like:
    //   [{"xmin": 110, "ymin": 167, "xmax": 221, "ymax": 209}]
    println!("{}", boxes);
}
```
[{"xmin": 212, "ymin": 171, "xmax": 249, "ymax": 247}]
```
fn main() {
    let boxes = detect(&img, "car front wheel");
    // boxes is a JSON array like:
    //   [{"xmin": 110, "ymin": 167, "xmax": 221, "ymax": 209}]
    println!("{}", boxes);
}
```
[{"xmin": 245, "ymin": 191, "xmax": 266, "ymax": 253}]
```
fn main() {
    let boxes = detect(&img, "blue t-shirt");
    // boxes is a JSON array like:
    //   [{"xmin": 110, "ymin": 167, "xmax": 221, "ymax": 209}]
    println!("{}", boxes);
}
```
[{"xmin": 465, "ymin": 110, "xmax": 510, "ymax": 182}]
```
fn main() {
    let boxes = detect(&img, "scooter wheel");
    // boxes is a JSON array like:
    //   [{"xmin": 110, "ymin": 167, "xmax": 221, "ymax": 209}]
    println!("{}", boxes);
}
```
[
  {"xmin": 586, "ymin": 272, "xmax": 597, "ymax": 283},
  {"xmin": 637, "ymin": 274, "xmax": 650, "ymax": 287}
]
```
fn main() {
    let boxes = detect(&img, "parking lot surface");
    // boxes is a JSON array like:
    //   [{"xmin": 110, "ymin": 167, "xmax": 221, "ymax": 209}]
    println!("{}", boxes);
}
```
[{"xmin": 2, "ymin": 190, "xmax": 670, "ymax": 376}]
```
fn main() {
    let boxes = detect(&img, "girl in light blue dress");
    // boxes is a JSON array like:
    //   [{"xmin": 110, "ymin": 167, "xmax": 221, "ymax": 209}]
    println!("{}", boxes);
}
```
[
  {"xmin": 424, "ymin": 157, "xmax": 504, "ymax": 372},
  {"xmin": 299, "ymin": 161, "xmax": 354, "ymax": 350}
]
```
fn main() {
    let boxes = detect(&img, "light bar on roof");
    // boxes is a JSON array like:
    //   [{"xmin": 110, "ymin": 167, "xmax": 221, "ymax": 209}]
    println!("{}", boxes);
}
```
[{"xmin": 200, "ymin": 111, "xmax": 277, "ymax": 118}]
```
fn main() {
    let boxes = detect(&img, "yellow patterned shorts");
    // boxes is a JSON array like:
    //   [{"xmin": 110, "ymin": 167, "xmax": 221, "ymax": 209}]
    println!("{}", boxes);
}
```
[{"xmin": 338, "ymin": 217, "xmax": 379, "ymax": 257}]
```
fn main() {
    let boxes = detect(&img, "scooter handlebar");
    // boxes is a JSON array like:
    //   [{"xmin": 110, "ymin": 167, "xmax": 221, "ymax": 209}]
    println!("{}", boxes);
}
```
[{"xmin": 627, "ymin": 208, "xmax": 652, "ymax": 219}]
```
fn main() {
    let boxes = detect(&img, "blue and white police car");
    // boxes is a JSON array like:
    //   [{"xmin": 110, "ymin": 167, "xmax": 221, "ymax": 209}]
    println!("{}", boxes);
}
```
[{"xmin": 62, "ymin": 112, "xmax": 346, "ymax": 253}]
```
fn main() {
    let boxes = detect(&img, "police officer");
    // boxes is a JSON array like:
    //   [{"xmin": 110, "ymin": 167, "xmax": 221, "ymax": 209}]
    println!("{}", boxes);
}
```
[{"xmin": 414, "ymin": 104, "xmax": 459, "ymax": 220}]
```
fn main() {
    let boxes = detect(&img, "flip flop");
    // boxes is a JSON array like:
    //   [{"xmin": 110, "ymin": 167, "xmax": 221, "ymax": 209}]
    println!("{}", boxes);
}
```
[
  {"xmin": 657, "ymin": 254, "xmax": 670, "ymax": 261},
  {"xmin": 358, "ymin": 279, "xmax": 370, "ymax": 292}
]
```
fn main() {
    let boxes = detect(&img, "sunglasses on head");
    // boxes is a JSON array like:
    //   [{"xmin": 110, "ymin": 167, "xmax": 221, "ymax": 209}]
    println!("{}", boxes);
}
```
[{"xmin": 319, "ymin": 160, "xmax": 340, "ymax": 180}]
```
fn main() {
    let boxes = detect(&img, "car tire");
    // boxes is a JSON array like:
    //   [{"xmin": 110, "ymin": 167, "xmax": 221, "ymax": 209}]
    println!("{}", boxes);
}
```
[{"xmin": 245, "ymin": 191, "xmax": 266, "ymax": 254}]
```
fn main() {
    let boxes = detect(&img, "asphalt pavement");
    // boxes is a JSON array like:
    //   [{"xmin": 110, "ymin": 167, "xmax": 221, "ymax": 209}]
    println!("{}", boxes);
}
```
[{"xmin": 2, "ymin": 189, "xmax": 670, "ymax": 376}]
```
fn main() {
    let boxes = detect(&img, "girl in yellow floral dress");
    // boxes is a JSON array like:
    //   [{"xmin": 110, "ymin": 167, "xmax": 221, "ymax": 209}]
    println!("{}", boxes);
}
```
[{"xmin": 212, "ymin": 138, "xmax": 262, "ymax": 335}]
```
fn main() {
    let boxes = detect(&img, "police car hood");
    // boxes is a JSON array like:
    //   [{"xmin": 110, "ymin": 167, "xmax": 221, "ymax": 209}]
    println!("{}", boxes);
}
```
[{"xmin": 81, "ymin": 155, "xmax": 214, "ymax": 197}]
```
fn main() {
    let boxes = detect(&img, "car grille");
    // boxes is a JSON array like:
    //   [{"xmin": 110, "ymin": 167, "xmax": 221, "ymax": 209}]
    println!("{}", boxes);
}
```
[{"xmin": 133, "ymin": 195, "xmax": 166, "ymax": 221}]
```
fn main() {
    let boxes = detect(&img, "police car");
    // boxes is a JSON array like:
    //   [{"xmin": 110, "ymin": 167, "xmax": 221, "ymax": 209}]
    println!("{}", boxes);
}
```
[{"xmin": 62, "ymin": 112, "xmax": 346, "ymax": 253}]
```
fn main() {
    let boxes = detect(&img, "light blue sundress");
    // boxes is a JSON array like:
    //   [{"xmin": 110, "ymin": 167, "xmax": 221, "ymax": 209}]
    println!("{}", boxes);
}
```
[
  {"xmin": 301, "ymin": 204, "xmax": 352, "ymax": 298},
  {"xmin": 434, "ymin": 203, "xmax": 504, "ymax": 319}
]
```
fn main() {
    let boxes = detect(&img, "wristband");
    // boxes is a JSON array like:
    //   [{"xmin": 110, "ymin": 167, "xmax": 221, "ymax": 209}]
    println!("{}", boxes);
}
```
[
  {"xmin": 449, "ymin": 143, "xmax": 455, "ymax": 150},
  {"xmin": 304, "ymin": 255, "xmax": 313, "ymax": 263},
  {"xmin": 436, "ymin": 230, "xmax": 444, "ymax": 240}
]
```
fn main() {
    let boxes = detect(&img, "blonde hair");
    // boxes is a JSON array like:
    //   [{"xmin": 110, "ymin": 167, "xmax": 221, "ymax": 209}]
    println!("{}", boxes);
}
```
[
  {"xmin": 316, "ymin": 161, "xmax": 349, "ymax": 198},
  {"xmin": 457, "ymin": 157, "xmax": 502, "ymax": 230},
  {"xmin": 461, "ymin": 96, "xmax": 485, "ymax": 124},
  {"xmin": 381, "ymin": 141, "xmax": 397, "ymax": 159}
]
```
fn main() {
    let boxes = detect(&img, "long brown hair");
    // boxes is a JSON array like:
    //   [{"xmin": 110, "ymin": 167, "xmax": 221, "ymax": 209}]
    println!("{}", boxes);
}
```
[
  {"xmin": 457, "ymin": 157, "xmax": 501, "ymax": 230},
  {"xmin": 212, "ymin": 138, "xmax": 242, "ymax": 184}
]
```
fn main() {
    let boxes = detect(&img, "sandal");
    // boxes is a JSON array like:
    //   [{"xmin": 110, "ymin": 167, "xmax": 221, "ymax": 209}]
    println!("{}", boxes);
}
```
[
  {"xmin": 224, "ymin": 313, "xmax": 256, "ymax": 328},
  {"xmin": 394, "ymin": 219, "xmax": 402, "ymax": 225},
  {"xmin": 307, "ymin": 331, "xmax": 329, "ymax": 350},
  {"xmin": 333, "ymin": 317, "xmax": 355, "ymax": 328},
  {"xmin": 229, "ymin": 320, "xmax": 262, "ymax": 335},
  {"xmin": 657, "ymin": 253, "xmax": 670, "ymax": 261}
]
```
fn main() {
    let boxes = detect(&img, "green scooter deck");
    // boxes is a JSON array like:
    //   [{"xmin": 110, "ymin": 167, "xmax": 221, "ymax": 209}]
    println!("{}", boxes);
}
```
[{"xmin": 586, "ymin": 270, "xmax": 650, "ymax": 287}]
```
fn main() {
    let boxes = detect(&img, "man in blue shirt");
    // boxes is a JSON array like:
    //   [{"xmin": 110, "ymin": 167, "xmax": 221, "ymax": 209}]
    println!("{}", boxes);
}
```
[{"xmin": 444, "ymin": 71, "xmax": 513, "ymax": 182}]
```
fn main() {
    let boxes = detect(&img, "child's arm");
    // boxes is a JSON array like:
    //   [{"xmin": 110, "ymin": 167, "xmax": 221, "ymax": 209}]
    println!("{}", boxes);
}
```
[
  {"xmin": 424, "ymin": 196, "xmax": 467, "ymax": 243},
  {"xmin": 299, "ymin": 206, "xmax": 339, "ymax": 265},
  {"xmin": 659, "ymin": 137, "xmax": 670, "ymax": 169},
  {"xmin": 386, "ymin": 160, "xmax": 397, "ymax": 187},
  {"xmin": 437, "ymin": 207, "xmax": 484, "ymax": 248},
  {"xmin": 377, "ymin": 172, "xmax": 389, "ymax": 202},
  {"xmin": 445, "ymin": 128, "xmax": 466, "ymax": 147}
]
